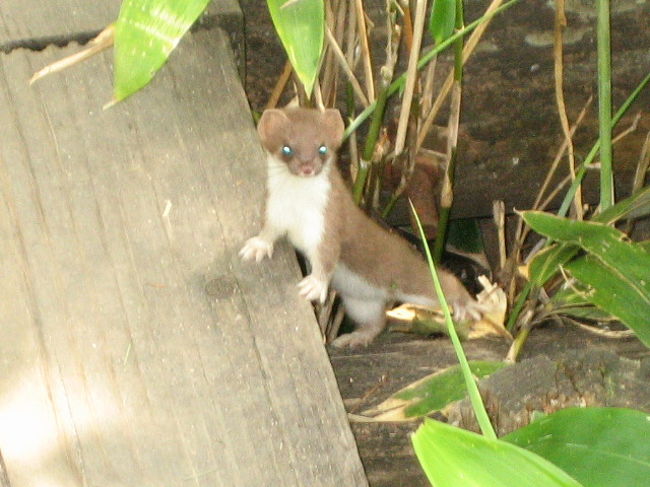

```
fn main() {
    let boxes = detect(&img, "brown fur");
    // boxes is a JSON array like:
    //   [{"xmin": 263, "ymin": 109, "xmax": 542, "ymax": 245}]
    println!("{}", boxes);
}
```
[{"xmin": 244, "ymin": 107, "xmax": 480, "ymax": 347}]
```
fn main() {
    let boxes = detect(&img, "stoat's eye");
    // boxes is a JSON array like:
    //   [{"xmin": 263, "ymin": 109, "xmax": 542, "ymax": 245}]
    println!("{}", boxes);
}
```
[
  {"xmin": 281, "ymin": 145, "xmax": 293, "ymax": 156},
  {"xmin": 318, "ymin": 145, "xmax": 328, "ymax": 155}
]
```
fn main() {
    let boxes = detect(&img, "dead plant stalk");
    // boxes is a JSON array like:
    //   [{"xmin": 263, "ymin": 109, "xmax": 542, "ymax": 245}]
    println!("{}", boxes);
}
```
[
  {"xmin": 416, "ymin": 0, "xmax": 505, "ymax": 152},
  {"xmin": 554, "ymin": 0, "xmax": 583, "ymax": 219},
  {"xmin": 355, "ymin": 0, "xmax": 375, "ymax": 101},
  {"xmin": 325, "ymin": 26, "xmax": 370, "ymax": 107},
  {"xmin": 514, "ymin": 96, "xmax": 593, "ymax": 253},
  {"xmin": 394, "ymin": 0, "xmax": 428, "ymax": 155}
]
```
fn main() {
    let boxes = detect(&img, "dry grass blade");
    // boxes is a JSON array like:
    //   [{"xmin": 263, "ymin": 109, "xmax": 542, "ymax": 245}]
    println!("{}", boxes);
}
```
[
  {"xmin": 505, "ymin": 307, "xmax": 535, "ymax": 363},
  {"xmin": 355, "ymin": 0, "xmax": 375, "ymax": 101},
  {"xmin": 632, "ymin": 130, "xmax": 650, "ymax": 194},
  {"xmin": 513, "ymin": 96, "xmax": 593, "ymax": 251},
  {"xmin": 394, "ymin": 0, "xmax": 427, "ymax": 155},
  {"xmin": 382, "ymin": 0, "xmax": 402, "ymax": 86},
  {"xmin": 325, "ymin": 26, "xmax": 369, "ymax": 106},
  {"xmin": 493, "ymin": 200, "xmax": 507, "ymax": 271},
  {"xmin": 265, "ymin": 60, "xmax": 293, "ymax": 109},
  {"xmin": 416, "ymin": 0, "xmax": 504, "ymax": 151},
  {"xmin": 420, "ymin": 59, "xmax": 437, "ymax": 122},
  {"xmin": 553, "ymin": 0, "xmax": 582, "ymax": 219},
  {"xmin": 344, "ymin": 0, "xmax": 358, "ymax": 67},
  {"xmin": 399, "ymin": 0, "xmax": 414, "ymax": 50},
  {"xmin": 514, "ymin": 103, "xmax": 639, "ymax": 253},
  {"xmin": 313, "ymin": 79, "xmax": 324, "ymax": 109},
  {"xmin": 612, "ymin": 111, "xmax": 640, "ymax": 144},
  {"xmin": 321, "ymin": 0, "xmax": 347, "ymax": 106},
  {"xmin": 30, "ymin": 24, "xmax": 115, "ymax": 84}
]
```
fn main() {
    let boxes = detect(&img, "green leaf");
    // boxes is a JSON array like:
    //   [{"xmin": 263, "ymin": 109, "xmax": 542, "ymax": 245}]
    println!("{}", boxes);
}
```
[
  {"xmin": 429, "ymin": 0, "xmax": 457, "ymax": 45},
  {"xmin": 267, "ymin": 0, "xmax": 324, "ymax": 97},
  {"xmin": 524, "ymin": 212, "xmax": 650, "ymax": 292},
  {"xmin": 528, "ymin": 187, "xmax": 650, "ymax": 287},
  {"xmin": 565, "ymin": 255, "xmax": 650, "ymax": 346},
  {"xmin": 369, "ymin": 361, "xmax": 507, "ymax": 419},
  {"xmin": 400, "ymin": 362, "xmax": 507, "ymax": 417},
  {"xmin": 504, "ymin": 408, "xmax": 650, "ymax": 487},
  {"xmin": 529, "ymin": 243, "xmax": 580, "ymax": 286},
  {"xmin": 113, "ymin": 0, "xmax": 211, "ymax": 103},
  {"xmin": 524, "ymin": 212, "xmax": 650, "ymax": 344},
  {"xmin": 550, "ymin": 284, "xmax": 617, "ymax": 322},
  {"xmin": 412, "ymin": 419, "xmax": 584, "ymax": 487},
  {"xmin": 594, "ymin": 185, "xmax": 650, "ymax": 224}
]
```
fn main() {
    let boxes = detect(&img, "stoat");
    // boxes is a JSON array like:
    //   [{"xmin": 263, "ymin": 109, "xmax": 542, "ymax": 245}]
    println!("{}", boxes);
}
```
[{"xmin": 240, "ymin": 107, "xmax": 482, "ymax": 347}]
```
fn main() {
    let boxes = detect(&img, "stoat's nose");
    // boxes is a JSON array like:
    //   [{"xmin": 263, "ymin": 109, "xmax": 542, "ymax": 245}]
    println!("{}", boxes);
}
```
[{"xmin": 298, "ymin": 164, "xmax": 317, "ymax": 177}]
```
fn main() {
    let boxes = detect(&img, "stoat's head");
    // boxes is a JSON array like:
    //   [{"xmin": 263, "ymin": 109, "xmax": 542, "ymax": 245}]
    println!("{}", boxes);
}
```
[{"xmin": 257, "ymin": 108, "xmax": 344, "ymax": 177}]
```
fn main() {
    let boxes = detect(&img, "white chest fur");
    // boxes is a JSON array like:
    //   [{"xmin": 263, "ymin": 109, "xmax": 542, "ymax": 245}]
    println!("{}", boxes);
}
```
[{"xmin": 265, "ymin": 155, "xmax": 331, "ymax": 258}]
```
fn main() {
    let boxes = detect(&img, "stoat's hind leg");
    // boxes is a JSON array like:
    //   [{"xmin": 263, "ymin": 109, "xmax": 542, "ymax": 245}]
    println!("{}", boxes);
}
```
[{"xmin": 331, "ymin": 296, "xmax": 387, "ymax": 348}]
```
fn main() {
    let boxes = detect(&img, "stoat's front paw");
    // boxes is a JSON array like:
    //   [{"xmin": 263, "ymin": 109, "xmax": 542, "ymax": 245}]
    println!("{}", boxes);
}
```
[
  {"xmin": 330, "ymin": 330, "xmax": 378, "ymax": 349},
  {"xmin": 297, "ymin": 274, "xmax": 328, "ymax": 303},
  {"xmin": 239, "ymin": 236, "xmax": 274, "ymax": 262},
  {"xmin": 451, "ymin": 297, "xmax": 484, "ymax": 322}
]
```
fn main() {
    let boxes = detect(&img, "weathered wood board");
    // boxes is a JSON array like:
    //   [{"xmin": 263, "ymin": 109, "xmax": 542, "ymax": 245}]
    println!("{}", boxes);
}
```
[
  {"xmin": 0, "ymin": 26, "xmax": 367, "ymax": 487},
  {"xmin": 0, "ymin": 0, "xmax": 244, "ymax": 77},
  {"xmin": 0, "ymin": 0, "xmax": 121, "ymax": 49}
]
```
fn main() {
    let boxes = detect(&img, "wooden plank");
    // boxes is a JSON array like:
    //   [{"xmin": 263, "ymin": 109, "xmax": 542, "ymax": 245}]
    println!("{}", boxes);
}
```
[
  {"xmin": 0, "ymin": 0, "xmax": 244, "ymax": 77},
  {"xmin": 0, "ymin": 28, "xmax": 367, "ymax": 486},
  {"xmin": 0, "ymin": 0, "xmax": 121, "ymax": 47}
]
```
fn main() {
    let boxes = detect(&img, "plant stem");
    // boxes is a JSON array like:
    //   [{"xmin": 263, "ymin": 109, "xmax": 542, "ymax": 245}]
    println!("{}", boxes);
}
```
[
  {"xmin": 597, "ymin": 0, "xmax": 613, "ymax": 209},
  {"xmin": 557, "ymin": 71, "xmax": 650, "ymax": 218},
  {"xmin": 394, "ymin": 0, "xmax": 427, "ymax": 155},
  {"xmin": 508, "ymin": 74, "xmax": 650, "ymax": 332},
  {"xmin": 432, "ymin": 204, "xmax": 451, "ymax": 263},
  {"xmin": 506, "ymin": 281, "xmax": 531, "ymax": 332},
  {"xmin": 352, "ymin": 85, "xmax": 389, "ymax": 204},
  {"xmin": 453, "ymin": 0, "xmax": 464, "ymax": 82},
  {"xmin": 433, "ymin": 0, "xmax": 464, "ymax": 263},
  {"xmin": 342, "ymin": 0, "xmax": 521, "ymax": 141},
  {"xmin": 411, "ymin": 201, "xmax": 496, "ymax": 439}
]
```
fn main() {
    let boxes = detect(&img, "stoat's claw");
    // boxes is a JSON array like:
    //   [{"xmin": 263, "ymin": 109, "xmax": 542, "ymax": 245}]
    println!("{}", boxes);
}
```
[
  {"xmin": 297, "ymin": 274, "xmax": 328, "ymax": 303},
  {"xmin": 239, "ymin": 236, "xmax": 274, "ymax": 262},
  {"xmin": 451, "ymin": 298, "xmax": 485, "ymax": 322},
  {"xmin": 330, "ymin": 330, "xmax": 378, "ymax": 348}
]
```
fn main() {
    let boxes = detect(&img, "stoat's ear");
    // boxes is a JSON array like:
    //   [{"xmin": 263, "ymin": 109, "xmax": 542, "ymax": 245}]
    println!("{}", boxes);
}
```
[
  {"xmin": 257, "ymin": 109, "xmax": 289, "ymax": 149},
  {"xmin": 322, "ymin": 109, "xmax": 345, "ymax": 150}
]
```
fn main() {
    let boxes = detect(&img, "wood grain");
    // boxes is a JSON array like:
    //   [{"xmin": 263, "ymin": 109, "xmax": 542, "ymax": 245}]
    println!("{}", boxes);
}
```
[{"xmin": 0, "ymin": 28, "xmax": 367, "ymax": 486}]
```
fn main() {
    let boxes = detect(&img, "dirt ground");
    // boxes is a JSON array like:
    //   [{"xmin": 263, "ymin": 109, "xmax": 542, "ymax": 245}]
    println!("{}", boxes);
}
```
[{"xmin": 237, "ymin": 3, "xmax": 650, "ymax": 486}]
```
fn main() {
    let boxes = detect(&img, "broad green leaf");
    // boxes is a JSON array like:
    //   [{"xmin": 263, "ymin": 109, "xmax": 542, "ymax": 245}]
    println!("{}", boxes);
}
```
[
  {"xmin": 523, "ymin": 212, "xmax": 650, "ymax": 294},
  {"xmin": 528, "ymin": 187, "xmax": 650, "ymax": 287},
  {"xmin": 565, "ymin": 255, "xmax": 650, "ymax": 346},
  {"xmin": 524, "ymin": 212, "xmax": 650, "ymax": 344},
  {"xmin": 552, "ymin": 306, "xmax": 613, "ymax": 321},
  {"xmin": 267, "ymin": 0, "xmax": 324, "ymax": 97},
  {"xmin": 412, "ymin": 419, "xmax": 583, "ymax": 487},
  {"xmin": 429, "ymin": 0, "xmax": 456, "ymax": 45},
  {"xmin": 550, "ymin": 284, "xmax": 617, "ymax": 322},
  {"xmin": 113, "ymin": 0, "xmax": 211, "ymax": 103},
  {"xmin": 594, "ymin": 185, "xmax": 650, "ymax": 224},
  {"xmin": 504, "ymin": 408, "xmax": 650, "ymax": 487},
  {"xmin": 529, "ymin": 243, "xmax": 580, "ymax": 286},
  {"xmin": 366, "ymin": 361, "xmax": 507, "ymax": 420}
]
